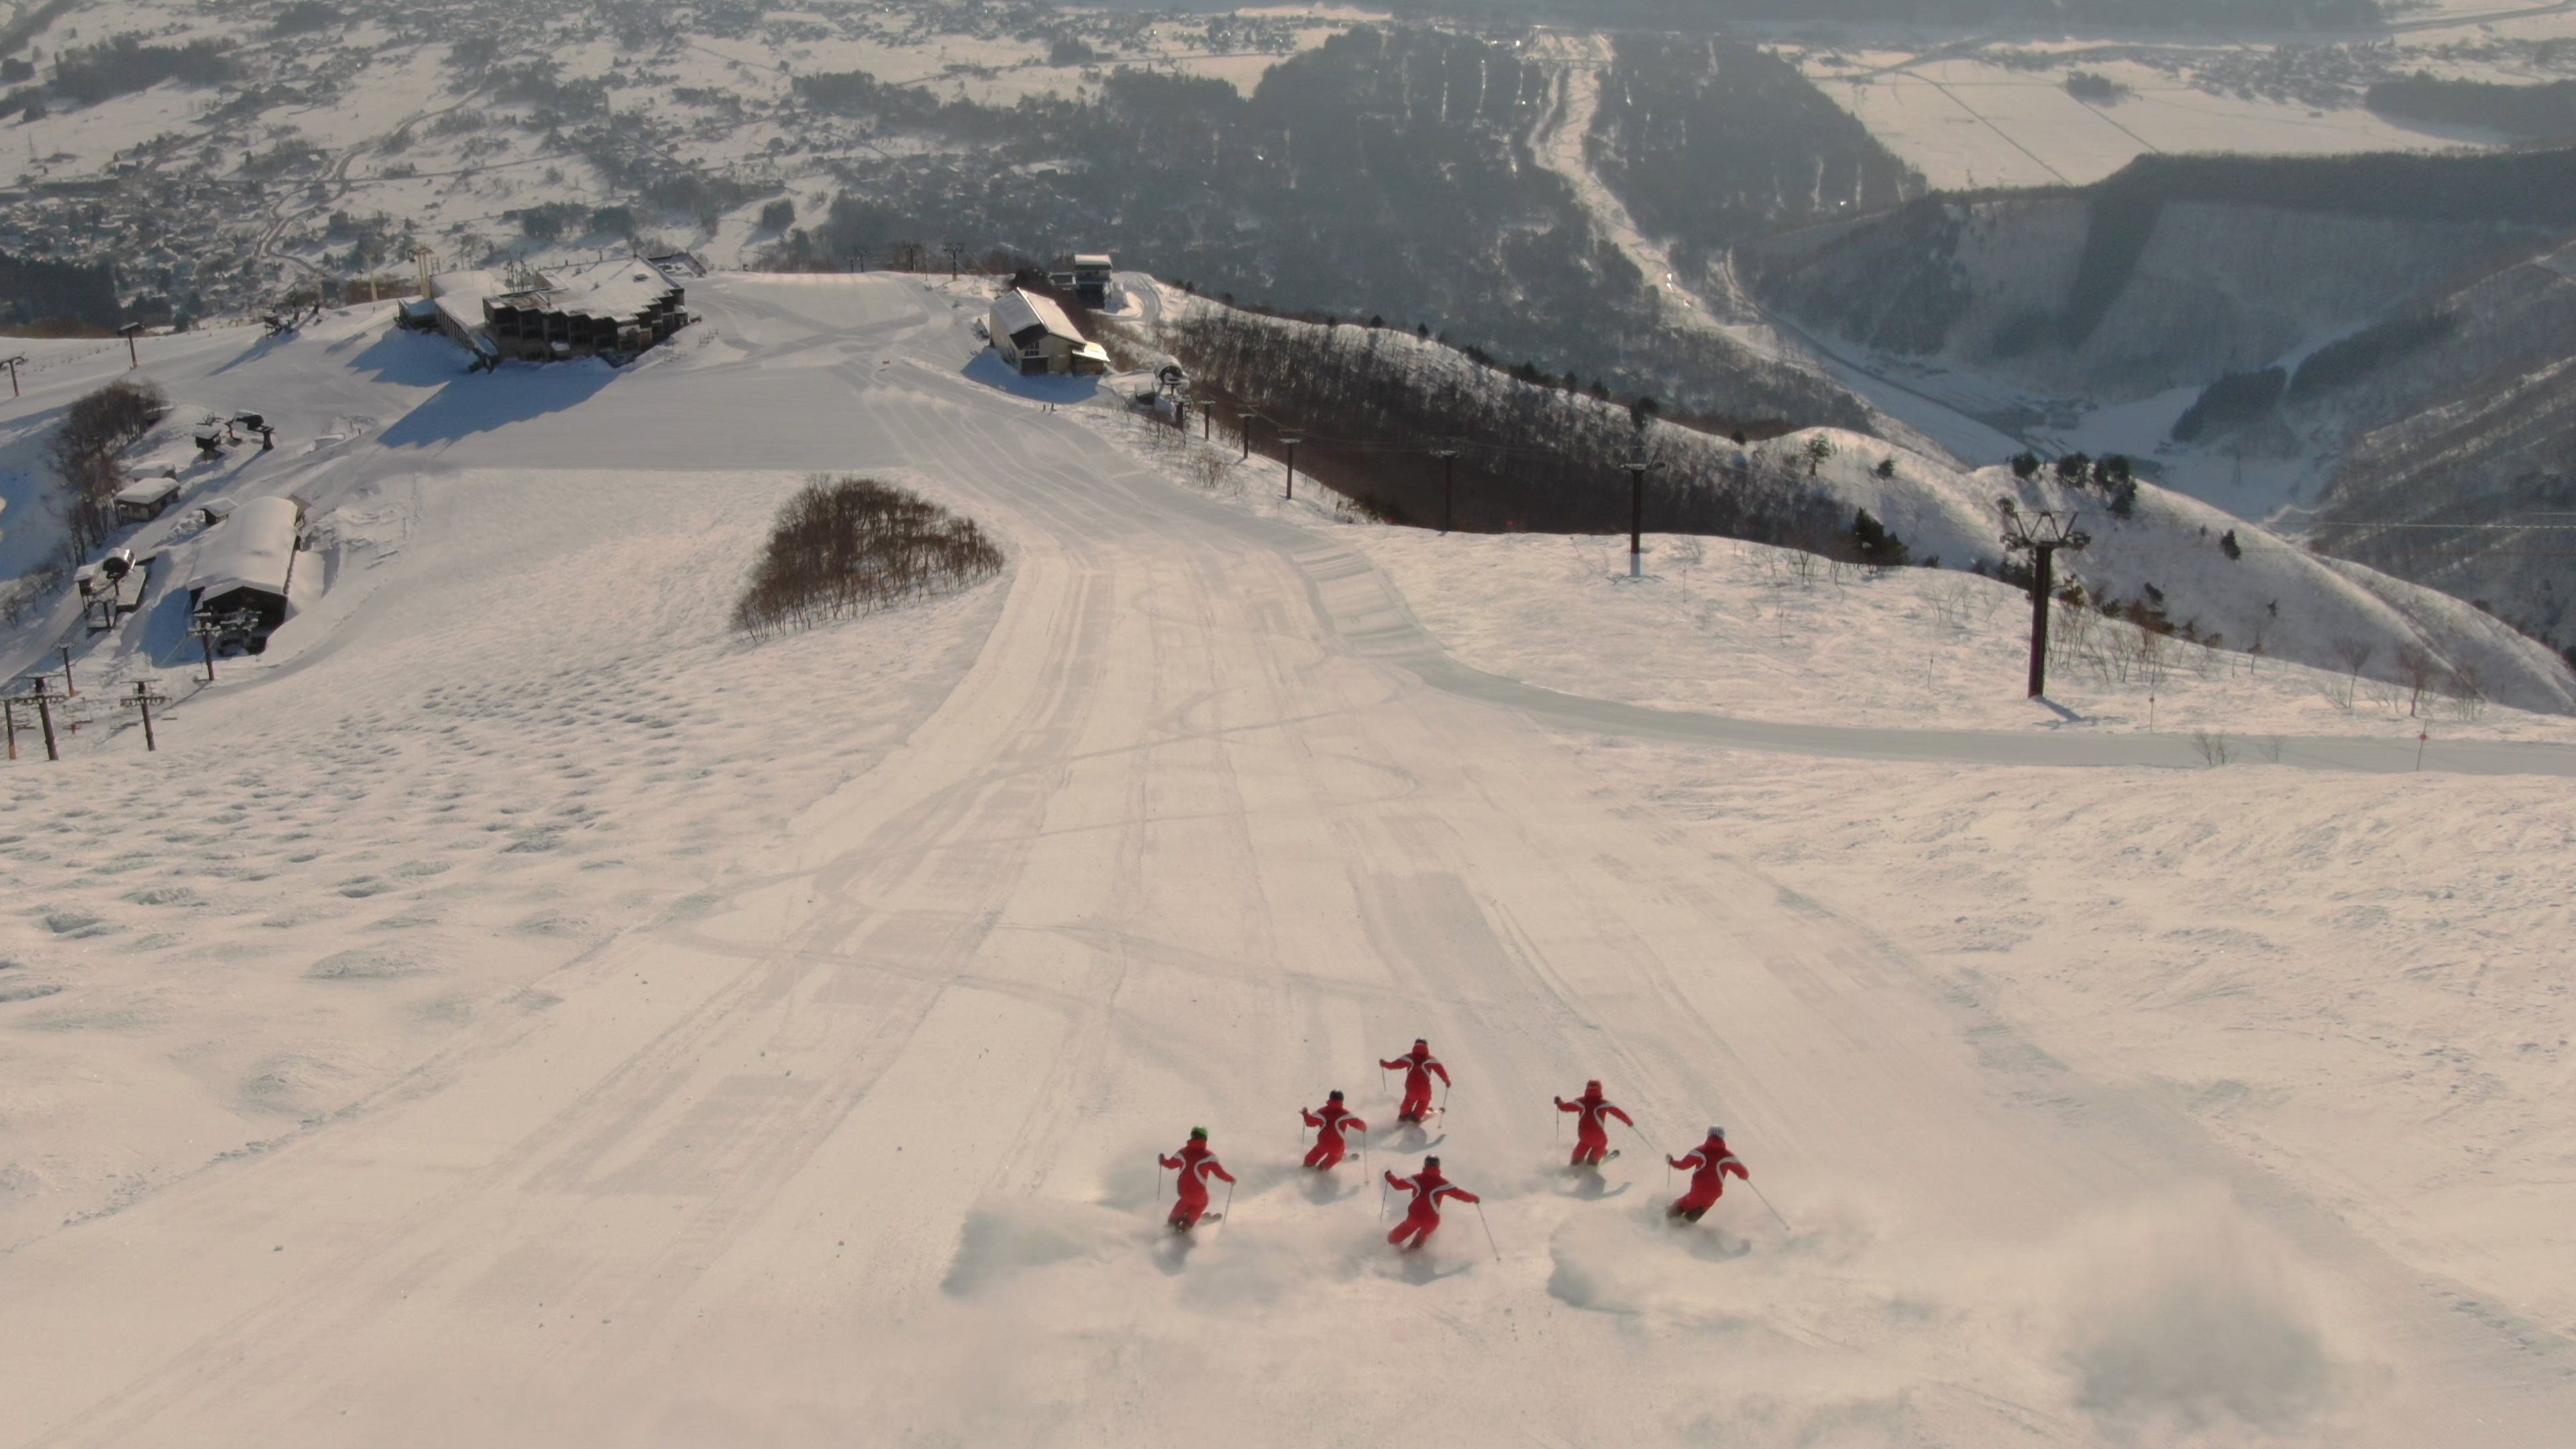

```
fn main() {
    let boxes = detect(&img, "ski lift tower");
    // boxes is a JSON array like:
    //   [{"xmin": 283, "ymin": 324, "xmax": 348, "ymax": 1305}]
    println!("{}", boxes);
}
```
[{"xmin": 1999, "ymin": 498, "xmax": 2090, "ymax": 698}]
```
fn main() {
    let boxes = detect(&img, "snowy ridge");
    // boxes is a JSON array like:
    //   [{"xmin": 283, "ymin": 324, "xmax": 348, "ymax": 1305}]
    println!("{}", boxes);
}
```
[{"xmin": 1146, "ymin": 281, "xmax": 2576, "ymax": 715}]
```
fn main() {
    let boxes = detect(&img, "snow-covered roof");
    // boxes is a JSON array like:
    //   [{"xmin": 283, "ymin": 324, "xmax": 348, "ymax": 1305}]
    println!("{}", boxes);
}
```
[
  {"xmin": 113, "ymin": 478, "xmax": 179, "ymax": 506},
  {"xmin": 492, "ymin": 258, "xmax": 683, "ymax": 323},
  {"xmin": 989, "ymin": 289, "xmax": 1084, "ymax": 344},
  {"xmin": 1072, "ymin": 253, "xmax": 1112, "ymax": 270},
  {"xmin": 191, "ymin": 495, "xmax": 300, "ymax": 602},
  {"xmin": 429, "ymin": 269, "xmax": 507, "ymax": 337}
]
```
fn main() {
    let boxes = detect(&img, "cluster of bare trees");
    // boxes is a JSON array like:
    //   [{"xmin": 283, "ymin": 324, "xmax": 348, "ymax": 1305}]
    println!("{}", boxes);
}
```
[
  {"xmin": 732, "ymin": 475, "xmax": 1003, "ymax": 639},
  {"xmin": 2325, "ymin": 637, "xmax": 2489, "ymax": 720},
  {"xmin": 1157, "ymin": 308, "xmax": 1845, "ymax": 545},
  {"xmin": 48, "ymin": 378, "xmax": 168, "ymax": 564}
]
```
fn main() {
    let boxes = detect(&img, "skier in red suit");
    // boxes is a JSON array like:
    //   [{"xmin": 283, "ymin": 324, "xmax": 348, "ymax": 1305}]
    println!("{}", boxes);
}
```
[
  {"xmin": 1159, "ymin": 1127, "xmax": 1235, "ymax": 1232},
  {"xmin": 1302, "ymin": 1090, "xmax": 1367, "ymax": 1171},
  {"xmin": 1665, "ymin": 1126, "xmax": 1749, "ymax": 1223},
  {"xmin": 1554, "ymin": 1079, "xmax": 1634, "ymax": 1169},
  {"xmin": 1379, "ymin": 1038, "xmax": 1450, "ymax": 1124},
  {"xmin": 1384, "ymin": 1155, "xmax": 1479, "ymax": 1251}
]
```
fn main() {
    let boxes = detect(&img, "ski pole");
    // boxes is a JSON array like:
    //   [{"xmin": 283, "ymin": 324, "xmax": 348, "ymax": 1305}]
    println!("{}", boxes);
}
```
[
  {"xmin": 1217, "ymin": 1179, "xmax": 1236, "ymax": 1238},
  {"xmin": 1747, "ymin": 1178, "xmax": 1792, "ymax": 1234},
  {"xmin": 1473, "ymin": 1201, "xmax": 1501, "ymax": 1263},
  {"xmin": 1379, "ymin": 1177, "xmax": 1389, "ymax": 1220}
]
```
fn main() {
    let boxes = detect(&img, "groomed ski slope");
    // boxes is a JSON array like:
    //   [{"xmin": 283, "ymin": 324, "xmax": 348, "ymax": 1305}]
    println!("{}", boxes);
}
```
[{"xmin": 1, "ymin": 274, "xmax": 2571, "ymax": 1447}]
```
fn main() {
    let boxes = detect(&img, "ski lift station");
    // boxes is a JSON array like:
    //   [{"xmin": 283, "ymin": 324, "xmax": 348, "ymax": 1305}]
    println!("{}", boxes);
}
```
[
  {"xmin": 188, "ymin": 495, "xmax": 303, "ymax": 651},
  {"xmin": 1065, "ymin": 253, "xmax": 1114, "ymax": 308},
  {"xmin": 987, "ymin": 289, "xmax": 1110, "ymax": 376},
  {"xmin": 400, "ymin": 257, "xmax": 692, "ymax": 364}
]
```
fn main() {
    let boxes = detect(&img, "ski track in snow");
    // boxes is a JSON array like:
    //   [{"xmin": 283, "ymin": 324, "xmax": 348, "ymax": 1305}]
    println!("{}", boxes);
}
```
[{"xmin": 0, "ymin": 275, "xmax": 2570, "ymax": 1446}]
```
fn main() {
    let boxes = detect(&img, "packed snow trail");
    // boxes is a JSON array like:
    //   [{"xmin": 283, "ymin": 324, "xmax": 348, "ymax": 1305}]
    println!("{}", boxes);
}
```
[{"xmin": 1, "ymin": 276, "xmax": 2569, "ymax": 1446}]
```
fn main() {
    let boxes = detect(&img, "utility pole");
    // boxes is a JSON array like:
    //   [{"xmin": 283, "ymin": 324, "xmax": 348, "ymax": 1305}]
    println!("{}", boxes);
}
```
[
  {"xmin": 3, "ymin": 696, "xmax": 16, "ymax": 760},
  {"xmin": 1279, "ymin": 435, "xmax": 1303, "ymax": 501},
  {"xmin": 1999, "ymin": 498, "xmax": 2090, "ymax": 698},
  {"xmin": 0, "ymin": 354, "xmax": 23, "ymax": 396},
  {"xmin": 1240, "ymin": 411, "xmax": 1259, "ymax": 462},
  {"xmin": 943, "ymin": 242, "xmax": 965, "ymax": 278},
  {"xmin": 123, "ymin": 679, "xmax": 167, "ymax": 751},
  {"xmin": 56, "ymin": 643, "xmax": 74, "ymax": 697},
  {"xmin": 1623, "ymin": 453, "xmax": 1651, "ymax": 578},
  {"xmin": 21, "ymin": 676, "xmax": 58, "ymax": 761},
  {"xmin": 119, "ymin": 321, "xmax": 144, "ymax": 370},
  {"xmin": 1431, "ymin": 444, "xmax": 1460, "ymax": 534}
]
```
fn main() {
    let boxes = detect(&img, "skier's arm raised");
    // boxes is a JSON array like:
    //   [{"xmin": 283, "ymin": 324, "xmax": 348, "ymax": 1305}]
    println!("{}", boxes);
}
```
[
  {"xmin": 1667, "ymin": 1149, "xmax": 1704, "ymax": 1171},
  {"xmin": 1158, "ymin": 1153, "xmax": 1184, "ymax": 1171},
  {"xmin": 1301, "ymin": 1107, "xmax": 1324, "ymax": 1129},
  {"xmin": 1554, "ymin": 1096, "xmax": 1581, "ymax": 1114}
]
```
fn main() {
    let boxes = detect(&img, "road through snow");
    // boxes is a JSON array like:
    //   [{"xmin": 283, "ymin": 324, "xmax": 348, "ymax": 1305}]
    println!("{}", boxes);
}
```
[{"xmin": 3, "ymin": 276, "xmax": 2569, "ymax": 1446}]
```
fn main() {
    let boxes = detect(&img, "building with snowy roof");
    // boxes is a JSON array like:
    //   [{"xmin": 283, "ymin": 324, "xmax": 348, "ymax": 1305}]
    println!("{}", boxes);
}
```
[
  {"xmin": 1068, "ymin": 254, "xmax": 1114, "ymax": 307},
  {"xmin": 189, "ymin": 494, "xmax": 303, "ymax": 651},
  {"xmin": 987, "ymin": 289, "xmax": 1110, "ymax": 376},
  {"xmin": 482, "ymin": 258, "xmax": 692, "ymax": 362}
]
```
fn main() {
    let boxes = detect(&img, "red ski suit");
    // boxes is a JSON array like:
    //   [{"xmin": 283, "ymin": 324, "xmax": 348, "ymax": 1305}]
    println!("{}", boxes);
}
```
[
  {"xmin": 1556, "ymin": 1087, "xmax": 1634, "ymax": 1168},
  {"xmin": 1379, "ymin": 1045, "xmax": 1450, "ymax": 1122},
  {"xmin": 1383, "ymin": 1165, "xmax": 1479, "ymax": 1250},
  {"xmin": 1665, "ymin": 1136, "xmax": 1748, "ymax": 1221},
  {"xmin": 1160, "ymin": 1139, "xmax": 1235, "ymax": 1230},
  {"xmin": 1302, "ymin": 1101, "xmax": 1368, "ymax": 1170}
]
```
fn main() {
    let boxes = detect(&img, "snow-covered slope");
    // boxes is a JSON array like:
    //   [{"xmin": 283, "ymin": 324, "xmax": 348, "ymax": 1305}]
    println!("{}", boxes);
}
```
[
  {"xmin": 1139, "ymin": 284, "xmax": 2576, "ymax": 715},
  {"xmin": 1764, "ymin": 425, "xmax": 2576, "ymax": 715},
  {"xmin": 3, "ymin": 274, "xmax": 2573, "ymax": 1447}
]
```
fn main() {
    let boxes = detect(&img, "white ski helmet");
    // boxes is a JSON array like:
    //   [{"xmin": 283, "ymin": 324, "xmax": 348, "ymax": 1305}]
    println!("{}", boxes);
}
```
[{"xmin": 1708, "ymin": 1125, "xmax": 1727, "ymax": 1139}]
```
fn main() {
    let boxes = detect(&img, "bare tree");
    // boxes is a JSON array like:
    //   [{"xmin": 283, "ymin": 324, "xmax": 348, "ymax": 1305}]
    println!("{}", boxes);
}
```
[
  {"xmin": 46, "ymin": 378, "xmax": 169, "ymax": 563},
  {"xmin": 2443, "ymin": 659, "xmax": 2491, "ymax": 722},
  {"xmin": 2394, "ymin": 643, "xmax": 2442, "ymax": 718}
]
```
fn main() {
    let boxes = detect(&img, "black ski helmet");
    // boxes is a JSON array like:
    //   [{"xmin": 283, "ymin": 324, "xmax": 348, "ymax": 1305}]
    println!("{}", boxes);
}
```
[
  {"xmin": 1328, "ymin": 1089, "xmax": 1344, "ymax": 1102},
  {"xmin": 1423, "ymin": 1155, "xmax": 1440, "ymax": 1169}
]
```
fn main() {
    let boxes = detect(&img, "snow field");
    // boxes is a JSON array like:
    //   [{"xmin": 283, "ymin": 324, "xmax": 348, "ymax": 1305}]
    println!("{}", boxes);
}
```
[
  {"xmin": 1558, "ymin": 732, "xmax": 2576, "ymax": 1347},
  {"xmin": 1330, "ymin": 526, "xmax": 2576, "ymax": 743},
  {"xmin": 1, "ymin": 273, "xmax": 2569, "ymax": 1444},
  {"xmin": 0, "ymin": 458, "xmax": 1008, "ymax": 1252}
]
